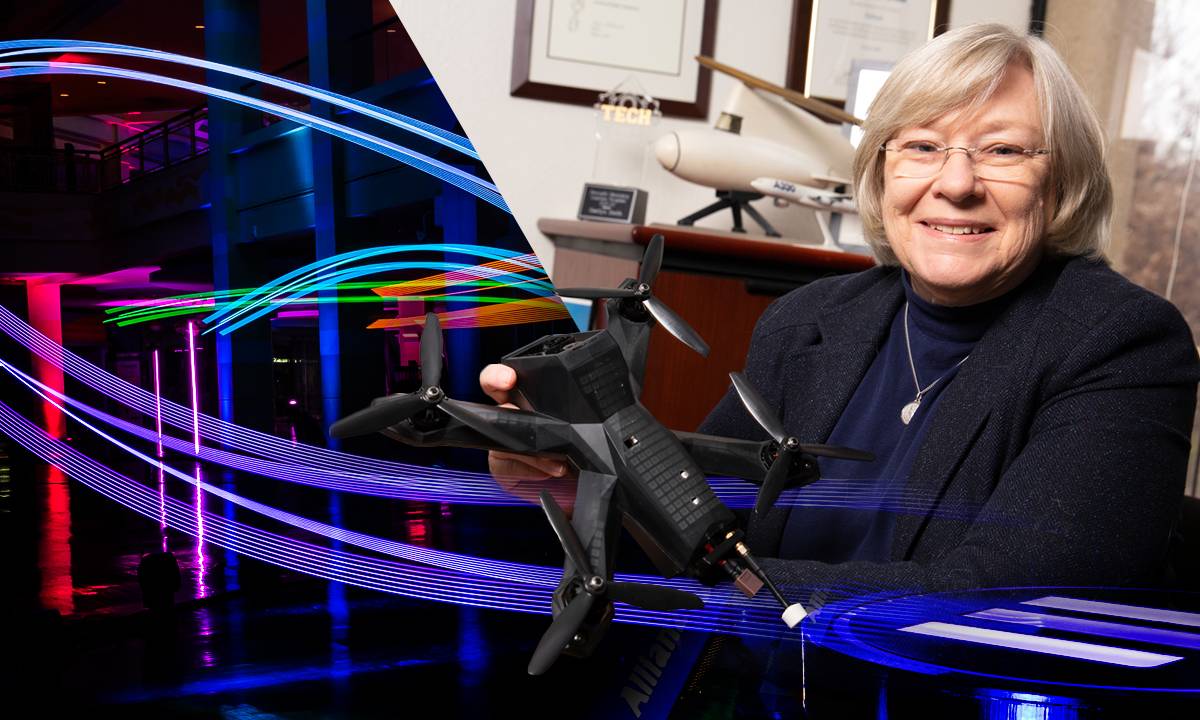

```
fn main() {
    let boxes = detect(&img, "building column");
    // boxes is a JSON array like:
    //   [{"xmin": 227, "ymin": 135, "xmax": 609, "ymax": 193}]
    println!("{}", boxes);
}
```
[
  {"xmin": 435, "ymin": 182, "xmax": 480, "ymax": 397},
  {"xmin": 24, "ymin": 279, "xmax": 64, "ymax": 438},
  {"xmin": 307, "ymin": 0, "xmax": 373, "ymax": 442},
  {"xmin": 204, "ymin": 0, "xmax": 273, "ymax": 433}
]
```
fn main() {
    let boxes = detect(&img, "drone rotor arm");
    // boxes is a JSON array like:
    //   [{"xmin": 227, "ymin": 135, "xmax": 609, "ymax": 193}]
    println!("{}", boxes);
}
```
[
  {"xmin": 797, "ymin": 443, "xmax": 874, "ymax": 462},
  {"xmin": 673, "ymin": 431, "xmax": 774, "ymax": 482},
  {"xmin": 439, "ymin": 398, "xmax": 532, "ymax": 451},
  {"xmin": 539, "ymin": 490, "xmax": 594, "ymax": 577}
]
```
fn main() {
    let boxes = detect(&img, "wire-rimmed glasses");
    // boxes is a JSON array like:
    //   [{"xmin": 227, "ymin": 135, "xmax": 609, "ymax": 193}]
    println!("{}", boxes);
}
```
[{"xmin": 880, "ymin": 140, "xmax": 1050, "ymax": 181}]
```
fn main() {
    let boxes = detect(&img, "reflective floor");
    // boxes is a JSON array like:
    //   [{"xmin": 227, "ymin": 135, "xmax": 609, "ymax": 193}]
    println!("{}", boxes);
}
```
[
  {"xmin": 2, "ymin": 442, "xmax": 714, "ymax": 718},
  {"xmin": 6, "ymin": 439, "xmax": 1200, "ymax": 718}
]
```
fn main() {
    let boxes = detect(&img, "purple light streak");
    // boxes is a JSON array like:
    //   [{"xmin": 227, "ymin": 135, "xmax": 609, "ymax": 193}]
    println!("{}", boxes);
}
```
[
  {"xmin": 0, "ymin": 398, "xmax": 796, "ymax": 638},
  {"xmin": 1022, "ymin": 596, "xmax": 1200, "ymax": 629},
  {"xmin": 0, "ymin": 304, "xmax": 967, "ymax": 515},
  {"xmin": 968, "ymin": 607, "xmax": 1200, "ymax": 652},
  {"xmin": 0, "ymin": 363, "xmax": 774, "ymax": 611},
  {"xmin": 898, "ymin": 621, "xmax": 1182, "ymax": 668}
]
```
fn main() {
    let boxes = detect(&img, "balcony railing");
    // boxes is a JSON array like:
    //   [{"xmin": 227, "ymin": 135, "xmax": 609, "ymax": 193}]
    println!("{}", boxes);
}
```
[
  {"xmin": 0, "ymin": 106, "xmax": 209, "ymax": 194},
  {"xmin": 0, "ymin": 18, "xmax": 416, "ymax": 194}
]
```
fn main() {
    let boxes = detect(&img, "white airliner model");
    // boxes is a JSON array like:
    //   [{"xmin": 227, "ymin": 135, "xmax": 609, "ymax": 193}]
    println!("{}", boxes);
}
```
[{"xmin": 654, "ymin": 57, "xmax": 864, "ymax": 249}]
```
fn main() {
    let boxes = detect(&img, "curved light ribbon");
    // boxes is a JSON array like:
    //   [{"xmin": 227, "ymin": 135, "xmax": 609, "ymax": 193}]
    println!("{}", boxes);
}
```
[
  {"xmin": 202, "ymin": 245, "xmax": 543, "ymax": 331},
  {"xmin": 0, "ymin": 400, "xmax": 803, "ymax": 639},
  {"xmin": 0, "ymin": 62, "xmax": 507, "ymax": 212},
  {"xmin": 0, "ymin": 39, "xmax": 478, "ymax": 159}
]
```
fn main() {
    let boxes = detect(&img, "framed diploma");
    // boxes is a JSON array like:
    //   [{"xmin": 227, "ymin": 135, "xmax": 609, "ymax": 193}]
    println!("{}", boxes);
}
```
[
  {"xmin": 786, "ymin": 0, "xmax": 951, "ymax": 104},
  {"xmin": 511, "ymin": 0, "xmax": 719, "ymax": 118}
]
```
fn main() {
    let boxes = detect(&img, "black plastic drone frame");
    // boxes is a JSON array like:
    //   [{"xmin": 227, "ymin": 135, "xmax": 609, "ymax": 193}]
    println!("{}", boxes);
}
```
[{"xmin": 330, "ymin": 234, "xmax": 872, "ymax": 675}]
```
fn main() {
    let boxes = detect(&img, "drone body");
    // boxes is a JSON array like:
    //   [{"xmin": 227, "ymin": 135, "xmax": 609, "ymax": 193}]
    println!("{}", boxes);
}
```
[{"xmin": 331, "ymin": 235, "xmax": 872, "ymax": 674}]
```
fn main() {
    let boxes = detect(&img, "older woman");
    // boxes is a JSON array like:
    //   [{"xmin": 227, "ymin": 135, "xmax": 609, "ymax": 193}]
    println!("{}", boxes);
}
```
[{"xmin": 484, "ymin": 24, "xmax": 1198, "ymax": 598}]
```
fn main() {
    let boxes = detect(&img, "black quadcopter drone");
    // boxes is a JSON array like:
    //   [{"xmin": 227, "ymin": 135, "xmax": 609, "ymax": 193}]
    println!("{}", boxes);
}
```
[{"xmin": 330, "ymin": 234, "xmax": 872, "ymax": 675}]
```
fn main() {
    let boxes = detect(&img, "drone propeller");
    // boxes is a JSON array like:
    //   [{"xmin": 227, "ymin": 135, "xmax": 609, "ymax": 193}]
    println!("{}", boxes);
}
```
[
  {"xmin": 528, "ymin": 490, "xmax": 703, "ymax": 675},
  {"xmin": 729, "ymin": 372, "xmax": 872, "ymax": 516},
  {"xmin": 331, "ymin": 314, "xmax": 519, "ymax": 446},
  {"xmin": 556, "ymin": 234, "xmax": 710, "ymax": 357}
]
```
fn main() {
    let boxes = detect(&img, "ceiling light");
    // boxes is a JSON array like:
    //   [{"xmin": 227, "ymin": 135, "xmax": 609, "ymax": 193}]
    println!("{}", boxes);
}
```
[
  {"xmin": 195, "ymin": 24, "xmax": 205, "ymax": 29},
  {"xmin": 96, "ymin": 80, "xmax": 107, "ymax": 85},
  {"xmin": 59, "ymin": 93, "xmax": 69, "ymax": 97}
]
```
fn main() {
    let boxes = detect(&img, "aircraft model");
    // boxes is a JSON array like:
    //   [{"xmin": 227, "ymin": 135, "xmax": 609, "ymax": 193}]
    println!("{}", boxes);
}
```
[
  {"xmin": 330, "ymin": 234, "xmax": 872, "ymax": 675},
  {"xmin": 654, "ymin": 56, "xmax": 862, "ymax": 247}
]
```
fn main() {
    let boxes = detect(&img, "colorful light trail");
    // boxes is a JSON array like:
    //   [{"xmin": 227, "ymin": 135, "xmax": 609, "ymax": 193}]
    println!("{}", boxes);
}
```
[
  {"xmin": 0, "ymin": 61, "xmax": 506, "ymax": 211},
  {"xmin": 0, "ymin": 349, "xmax": 977, "ymax": 518},
  {"xmin": 0, "ymin": 400, "xmax": 804, "ymax": 640},
  {"xmin": 0, "ymin": 40, "xmax": 479, "ymax": 159}
]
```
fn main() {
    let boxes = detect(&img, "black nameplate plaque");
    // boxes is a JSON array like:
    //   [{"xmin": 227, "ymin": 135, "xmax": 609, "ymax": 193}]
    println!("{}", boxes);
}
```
[{"xmin": 578, "ymin": 184, "xmax": 647, "ymax": 225}]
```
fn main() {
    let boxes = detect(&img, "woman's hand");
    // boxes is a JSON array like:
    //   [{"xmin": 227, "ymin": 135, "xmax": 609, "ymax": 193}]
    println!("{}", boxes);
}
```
[{"xmin": 480, "ymin": 364, "xmax": 577, "ymax": 507}]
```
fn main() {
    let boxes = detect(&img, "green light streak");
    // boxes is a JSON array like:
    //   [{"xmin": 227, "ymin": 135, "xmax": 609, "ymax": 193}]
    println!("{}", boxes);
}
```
[
  {"xmin": 108, "ymin": 293, "xmax": 549, "ymax": 327},
  {"xmin": 103, "ymin": 279, "xmax": 521, "ymax": 316}
]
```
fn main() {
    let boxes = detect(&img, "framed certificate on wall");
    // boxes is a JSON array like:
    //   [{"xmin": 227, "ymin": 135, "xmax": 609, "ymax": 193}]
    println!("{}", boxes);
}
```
[
  {"xmin": 511, "ymin": 0, "xmax": 719, "ymax": 118},
  {"xmin": 787, "ymin": 0, "xmax": 950, "ymax": 104}
]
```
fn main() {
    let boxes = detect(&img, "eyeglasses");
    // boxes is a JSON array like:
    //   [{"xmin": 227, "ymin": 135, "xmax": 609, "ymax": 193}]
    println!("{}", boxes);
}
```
[{"xmin": 880, "ymin": 140, "xmax": 1050, "ymax": 180}]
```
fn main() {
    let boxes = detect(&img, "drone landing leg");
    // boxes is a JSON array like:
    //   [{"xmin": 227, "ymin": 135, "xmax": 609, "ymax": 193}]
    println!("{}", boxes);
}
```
[{"xmin": 569, "ymin": 470, "xmax": 620, "ymax": 579}]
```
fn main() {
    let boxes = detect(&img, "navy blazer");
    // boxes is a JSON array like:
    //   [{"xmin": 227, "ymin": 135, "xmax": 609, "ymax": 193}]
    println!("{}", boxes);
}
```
[{"xmin": 699, "ymin": 255, "xmax": 1199, "ymax": 599}]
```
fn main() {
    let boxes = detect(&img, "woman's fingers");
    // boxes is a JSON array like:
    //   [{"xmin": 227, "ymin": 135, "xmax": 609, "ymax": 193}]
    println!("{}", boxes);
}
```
[
  {"xmin": 479, "ymin": 364, "xmax": 517, "ymax": 405},
  {"xmin": 479, "ymin": 362, "xmax": 578, "ymax": 509},
  {"xmin": 490, "ymin": 450, "xmax": 569, "ymax": 480}
]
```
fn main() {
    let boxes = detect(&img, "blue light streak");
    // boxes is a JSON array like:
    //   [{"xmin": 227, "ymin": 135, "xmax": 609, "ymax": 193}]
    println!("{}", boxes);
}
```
[
  {"xmin": 0, "ymin": 62, "xmax": 508, "ymax": 212},
  {"xmin": 806, "ymin": 587, "xmax": 1200, "ymax": 692},
  {"xmin": 212, "ymin": 259, "xmax": 553, "ymax": 336},
  {"xmin": 0, "ymin": 40, "xmax": 478, "ymax": 158},
  {"xmin": 202, "ymin": 244, "xmax": 545, "ymax": 331}
]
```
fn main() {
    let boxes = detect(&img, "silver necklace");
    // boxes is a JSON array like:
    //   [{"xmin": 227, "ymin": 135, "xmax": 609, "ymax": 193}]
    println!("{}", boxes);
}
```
[{"xmin": 900, "ymin": 302, "xmax": 969, "ymax": 425}]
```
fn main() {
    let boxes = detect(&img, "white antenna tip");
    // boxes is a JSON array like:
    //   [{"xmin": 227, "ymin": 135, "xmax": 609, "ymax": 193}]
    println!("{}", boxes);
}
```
[{"xmin": 782, "ymin": 603, "xmax": 808, "ymax": 628}]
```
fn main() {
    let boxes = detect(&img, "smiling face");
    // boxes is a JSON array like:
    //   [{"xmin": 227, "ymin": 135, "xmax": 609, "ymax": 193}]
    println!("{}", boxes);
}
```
[{"xmin": 881, "ymin": 63, "xmax": 1052, "ymax": 306}]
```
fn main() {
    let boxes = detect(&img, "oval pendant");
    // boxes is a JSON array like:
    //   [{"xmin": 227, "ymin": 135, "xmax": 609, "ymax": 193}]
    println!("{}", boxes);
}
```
[{"xmin": 900, "ymin": 400, "xmax": 920, "ymax": 425}]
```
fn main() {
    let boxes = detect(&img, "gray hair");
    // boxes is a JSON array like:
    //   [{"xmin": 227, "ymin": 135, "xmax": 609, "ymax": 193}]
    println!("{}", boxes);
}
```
[{"xmin": 852, "ymin": 23, "xmax": 1112, "ymax": 264}]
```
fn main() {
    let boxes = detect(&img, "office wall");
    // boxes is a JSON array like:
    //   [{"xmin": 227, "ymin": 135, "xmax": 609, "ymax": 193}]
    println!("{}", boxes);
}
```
[{"xmin": 393, "ymin": 0, "xmax": 1032, "ymax": 275}]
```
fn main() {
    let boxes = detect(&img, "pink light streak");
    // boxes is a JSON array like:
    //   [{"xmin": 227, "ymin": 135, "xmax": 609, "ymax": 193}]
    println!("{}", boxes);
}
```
[
  {"xmin": 153, "ymin": 349, "xmax": 163, "ymax": 458},
  {"xmin": 96, "ymin": 297, "xmax": 215, "ymax": 310},
  {"xmin": 194, "ymin": 461, "xmax": 208, "ymax": 600},
  {"xmin": 158, "ymin": 462, "xmax": 168, "ymax": 552},
  {"xmin": 274, "ymin": 309, "xmax": 320, "ymax": 319},
  {"xmin": 187, "ymin": 321, "xmax": 207, "ymax": 598},
  {"xmin": 187, "ymin": 321, "xmax": 200, "ymax": 454},
  {"xmin": 39, "ymin": 465, "xmax": 74, "ymax": 615}
]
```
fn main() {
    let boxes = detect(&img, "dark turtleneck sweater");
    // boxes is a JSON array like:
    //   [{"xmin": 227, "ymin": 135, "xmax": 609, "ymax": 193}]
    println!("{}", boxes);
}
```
[{"xmin": 777, "ymin": 273, "xmax": 1011, "ymax": 562}]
